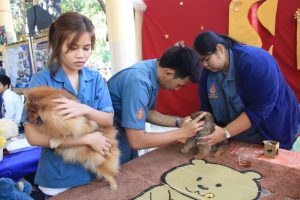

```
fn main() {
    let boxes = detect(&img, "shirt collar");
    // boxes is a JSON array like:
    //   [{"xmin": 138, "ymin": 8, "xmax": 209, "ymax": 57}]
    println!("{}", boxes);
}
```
[
  {"xmin": 225, "ymin": 50, "xmax": 236, "ymax": 81},
  {"xmin": 151, "ymin": 59, "xmax": 159, "ymax": 90},
  {"xmin": 52, "ymin": 66, "xmax": 93, "ymax": 83},
  {"xmin": 52, "ymin": 66, "xmax": 94, "ymax": 96}
]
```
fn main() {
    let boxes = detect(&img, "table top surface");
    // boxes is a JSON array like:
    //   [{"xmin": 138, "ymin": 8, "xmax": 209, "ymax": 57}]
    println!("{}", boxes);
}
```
[{"xmin": 52, "ymin": 141, "xmax": 300, "ymax": 200}]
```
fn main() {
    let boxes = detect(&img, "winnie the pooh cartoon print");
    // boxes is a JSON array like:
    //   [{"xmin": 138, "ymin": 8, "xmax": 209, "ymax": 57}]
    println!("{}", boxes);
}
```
[{"xmin": 134, "ymin": 159, "xmax": 261, "ymax": 200}]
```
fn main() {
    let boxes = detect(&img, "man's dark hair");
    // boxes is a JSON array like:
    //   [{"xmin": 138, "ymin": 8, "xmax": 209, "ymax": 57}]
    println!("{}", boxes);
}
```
[
  {"xmin": 0, "ymin": 74, "xmax": 11, "ymax": 87},
  {"xmin": 159, "ymin": 45, "xmax": 201, "ymax": 83}
]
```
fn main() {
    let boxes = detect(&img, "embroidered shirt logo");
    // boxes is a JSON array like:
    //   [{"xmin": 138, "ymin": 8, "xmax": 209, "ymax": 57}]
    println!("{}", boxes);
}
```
[
  {"xmin": 208, "ymin": 83, "xmax": 218, "ymax": 99},
  {"xmin": 136, "ymin": 109, "xmax": 144, "ymax": 120},
  {"xmin": 210, "ymin": 83, "xmax": 216, "ymax": 94}
]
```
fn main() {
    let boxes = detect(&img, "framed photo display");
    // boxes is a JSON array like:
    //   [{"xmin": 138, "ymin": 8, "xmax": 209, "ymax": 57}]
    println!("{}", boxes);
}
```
[
  {"xmin": 32, "ymin": 35, "xmax": 48, "ymax": 73},
  {"xmin": 3, "ymin": 40, "xmax": 33, "ymax": 88}
]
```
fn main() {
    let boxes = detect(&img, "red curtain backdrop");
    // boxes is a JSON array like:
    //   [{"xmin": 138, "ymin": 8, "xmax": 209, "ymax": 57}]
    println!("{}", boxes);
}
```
[
  {"xmin": 142, "ymin": 0, "xmax": 300, "ymax": 117},
  {"xmin": 249, "ymin": 0, "xmax": 300, "ymax": 101},
  {"xmin": 272, "ymin": 0, "xmax": 300, "ymax": 101}
]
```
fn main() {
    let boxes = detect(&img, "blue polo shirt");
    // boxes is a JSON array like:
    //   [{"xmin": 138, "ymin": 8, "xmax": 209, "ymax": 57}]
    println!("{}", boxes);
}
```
[
  {"xmin": 25, "ymin": 67, "xmax": 113, "ymax": 188},
  {"xmin": 207, "ymin": 50, "xmax": 243, "ymax": 125},
  {"xmin": 199, "ymin": 44, "xmax": 300, "ymax": 149},
  {"xmin": 108, "ymin": 59, "xmax": 159, "ymax": 164}
]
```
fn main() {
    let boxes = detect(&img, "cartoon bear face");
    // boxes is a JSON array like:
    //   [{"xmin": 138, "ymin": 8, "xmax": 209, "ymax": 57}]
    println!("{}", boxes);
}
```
[{"xmin": 163, "ymin": 160, "xmax": 261, "ymax": 200}]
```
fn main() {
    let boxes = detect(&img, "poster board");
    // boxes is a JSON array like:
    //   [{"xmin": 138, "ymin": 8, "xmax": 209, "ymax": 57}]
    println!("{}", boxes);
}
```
[
  {"xmin": 3, "ymin": 40, "xmax": 33, "ymax": 89},
  {"xmin": 31, "ymin": 35, "xmax": 48, "ymax": 73}
]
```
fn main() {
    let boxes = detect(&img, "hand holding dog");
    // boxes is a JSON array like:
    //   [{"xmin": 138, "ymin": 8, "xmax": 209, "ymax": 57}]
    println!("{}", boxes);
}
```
[
  {"xmin": 53, "ymin": 97, "xmax": 90, "ymax": 119},
  {"xmin": 179, "ymin": 112, "xmax": 206, "ymax": 140},
  {"xmin": 197, "ymin": 125, "xmax": 226, "ymax": 146},
  {"xmin": 83, "ymin": 132, "xmax": 112, "ymax": 157}
]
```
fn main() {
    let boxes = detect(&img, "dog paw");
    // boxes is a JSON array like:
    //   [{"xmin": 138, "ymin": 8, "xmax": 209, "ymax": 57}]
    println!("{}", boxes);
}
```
[
  {"xmin": 49, "ymin": 138, "xmax": 62, "ymax": 149},
  {"xmin": 194, "ymin": 153, "xmax": 207, "ymax": 160},
  {"xmin": 109, "ymin": 183, "xmax": 118, "ymax": 191}
]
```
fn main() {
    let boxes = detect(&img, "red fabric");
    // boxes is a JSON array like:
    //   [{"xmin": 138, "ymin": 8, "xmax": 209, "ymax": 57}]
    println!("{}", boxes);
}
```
[
  {"xmin": 272, "ymin": 0, "xmax": 300, "ymax": 102},
  {"xmin": 142, "ymin": 0, "xmax": 300, "ymax": 117},
  {"xmin": 249, "ymin": 0, "xmax": 300, "ymax": 102},
  {"xmin": 142, "ymin": 0, "xmax": 231, "ymax": 117}
]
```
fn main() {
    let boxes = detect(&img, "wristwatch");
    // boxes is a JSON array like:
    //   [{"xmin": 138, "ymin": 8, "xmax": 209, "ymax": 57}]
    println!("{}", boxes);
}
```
[
  {"xmin": 223, "ymin": 127, "xmax": 232, "ymax": 139},
  {"xmin": 175, "ymin": 117, "xmax": 182, "ymax": 128}
]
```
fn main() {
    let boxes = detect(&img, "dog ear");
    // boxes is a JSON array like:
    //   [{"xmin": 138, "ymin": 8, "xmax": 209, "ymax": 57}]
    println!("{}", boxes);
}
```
[{"xmin": 191, "ymin": 111, "xmax": 202, "ymax": 120}]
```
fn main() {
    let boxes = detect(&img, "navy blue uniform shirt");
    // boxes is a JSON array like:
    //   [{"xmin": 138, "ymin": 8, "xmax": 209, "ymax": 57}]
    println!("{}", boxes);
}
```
[{"xmin": 199, "ymin": 45, "xmax": 300, "ymax": 149}]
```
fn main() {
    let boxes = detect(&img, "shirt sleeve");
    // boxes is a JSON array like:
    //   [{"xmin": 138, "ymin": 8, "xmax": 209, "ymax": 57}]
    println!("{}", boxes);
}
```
[
  {"xmin": 3, "ymin": 94, "xmax": 17, "ymax": 123},
  {"xmin": 121, "ymin": 77, "xmax": 150, "ymax": 130},
  {"xmin": 94, "ymin": 74, "xmax": 113, "ymax": 113},
  {"xmin": 237, "ymin": 52, "xmax": 279, "ymax": 127},
  {"xmin": 29, "ymin": 72, "xmax": 48, "ymax": 88}
]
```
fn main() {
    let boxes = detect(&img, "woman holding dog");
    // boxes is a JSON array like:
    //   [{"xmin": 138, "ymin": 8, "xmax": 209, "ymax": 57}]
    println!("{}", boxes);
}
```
[
  {"xmin": 194, "ymin": 31, "xmax": 300, "ymax": 150},
  {"xmin": 23, "ymin": 12, "xmax": 114, "ymax": 198}
]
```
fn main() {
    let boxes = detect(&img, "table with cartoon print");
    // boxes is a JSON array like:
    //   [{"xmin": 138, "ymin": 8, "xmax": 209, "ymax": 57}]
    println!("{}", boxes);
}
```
[{"xmin": 52, "ymin": 141, "xmax": 300, "ymax": 200}]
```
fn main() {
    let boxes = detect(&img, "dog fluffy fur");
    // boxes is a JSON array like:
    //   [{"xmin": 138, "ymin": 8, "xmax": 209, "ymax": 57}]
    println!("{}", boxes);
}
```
[
  {"xmin": 25, "ymin": 86, "xmax": 120, "ymax": 190},
  {"xmin": 181, "ymin": 111, "xmax": 228, "ymax": 159}
]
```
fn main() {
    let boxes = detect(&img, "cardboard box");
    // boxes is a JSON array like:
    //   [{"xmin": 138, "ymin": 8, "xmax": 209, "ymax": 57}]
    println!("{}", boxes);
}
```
[{"xmin": 263, "ymin": 140, "xmax": 279, "ymax": 158}]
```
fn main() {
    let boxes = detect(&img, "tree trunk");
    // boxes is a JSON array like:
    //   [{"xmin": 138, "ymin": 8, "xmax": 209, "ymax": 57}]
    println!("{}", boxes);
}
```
[
  {"xmin": 19, "ymin": 0, "xmax": 27, "ymax": 35},
  {"xmin": 97, "ymin": 0, "xmax": 106, "ymax": 13}
]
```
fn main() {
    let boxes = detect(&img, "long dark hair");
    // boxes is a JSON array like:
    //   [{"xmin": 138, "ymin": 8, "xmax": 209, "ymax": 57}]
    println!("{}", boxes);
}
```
[
  {"xmin": 48, "ymin": 12, "xmax": 95, "ymax": 74},
  {"xmin": 193, "ymin": 31, "xmax": 239, "ymax": 56}
]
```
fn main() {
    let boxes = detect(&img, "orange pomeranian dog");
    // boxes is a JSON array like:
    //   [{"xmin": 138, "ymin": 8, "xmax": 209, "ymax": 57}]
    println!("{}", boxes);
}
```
[{"xmin": 25, "ymin": 86, "xmax": 120, "ymax": 190}]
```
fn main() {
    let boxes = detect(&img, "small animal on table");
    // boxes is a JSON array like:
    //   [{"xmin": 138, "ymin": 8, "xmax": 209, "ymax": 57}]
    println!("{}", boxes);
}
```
[
  {"xmin": 181, "ymin": 111, "xmax": 228, "ymax": 159},
  {"xmin": 25, "ymin": 86, "xmax": 120, "ymax": 190}
]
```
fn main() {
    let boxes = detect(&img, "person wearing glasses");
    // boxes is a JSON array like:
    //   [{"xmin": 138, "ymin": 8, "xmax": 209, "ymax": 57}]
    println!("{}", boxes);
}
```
[{"xmin": 193, "ymin": 31, "xmax": 300, "ymax": 150}]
